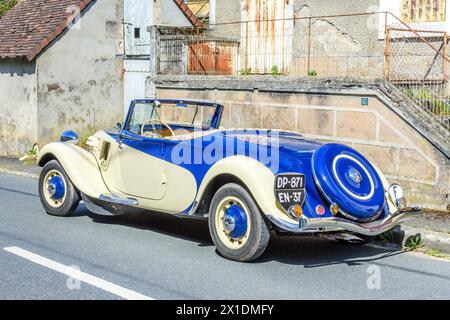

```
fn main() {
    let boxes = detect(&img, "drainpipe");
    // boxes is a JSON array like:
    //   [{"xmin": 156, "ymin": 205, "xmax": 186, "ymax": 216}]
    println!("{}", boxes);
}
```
[
  {"xmin": 145, "ymin": 26, "xmax": 158, "ymax": 99},
  {"xmin": 209, "ymin": 0, "xmax": 216, "ymax": 30}
]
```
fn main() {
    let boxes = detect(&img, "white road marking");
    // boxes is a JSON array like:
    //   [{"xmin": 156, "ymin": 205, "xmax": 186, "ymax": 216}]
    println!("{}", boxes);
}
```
[{"xmin": 3, "ymin": 246, "xmax": 153, "ymax": 300}]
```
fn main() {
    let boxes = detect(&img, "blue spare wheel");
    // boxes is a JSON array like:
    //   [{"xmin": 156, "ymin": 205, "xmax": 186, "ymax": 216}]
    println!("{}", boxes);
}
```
[{"xmin": 312, "ymin": 144, "xmax": 385, "ymax": 221}]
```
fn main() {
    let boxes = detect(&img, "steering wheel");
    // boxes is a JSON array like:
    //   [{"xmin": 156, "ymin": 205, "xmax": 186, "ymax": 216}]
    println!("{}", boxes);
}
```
[{"xmin": 141, "ymin": 119, "xmax": 175, "ymax": 137}]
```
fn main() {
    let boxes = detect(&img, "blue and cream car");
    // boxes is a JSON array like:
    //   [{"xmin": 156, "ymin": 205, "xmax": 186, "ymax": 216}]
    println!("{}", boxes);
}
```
[{"xmin": 38, "ymin": 99, "xmax": 412, "ymax": 262}]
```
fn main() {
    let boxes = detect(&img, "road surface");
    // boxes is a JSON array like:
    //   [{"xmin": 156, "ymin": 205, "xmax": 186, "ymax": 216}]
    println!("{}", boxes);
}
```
[{"xmin": 0, "ymin": 172, "xmax": 449, "ymax": 299}]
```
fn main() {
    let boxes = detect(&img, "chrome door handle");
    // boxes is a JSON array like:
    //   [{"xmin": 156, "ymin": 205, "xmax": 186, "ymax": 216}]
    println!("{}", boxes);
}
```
[{"xmin": 120, "ymin": 133, "xmax": 144, "ymax": 141}]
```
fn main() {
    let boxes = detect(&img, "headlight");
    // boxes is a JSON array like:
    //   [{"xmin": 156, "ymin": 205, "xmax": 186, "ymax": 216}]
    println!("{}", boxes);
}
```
[{"xmin": 388, "ymin": 184, "xmax": 406, "ymax": 209}]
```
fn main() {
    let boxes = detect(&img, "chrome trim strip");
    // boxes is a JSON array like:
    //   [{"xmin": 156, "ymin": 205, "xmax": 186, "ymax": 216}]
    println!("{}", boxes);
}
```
[
  {"xmin": 99, "ymin": 194, "xmax": 139, "ymax": 206},
  {"xmin": 267, "ymin": 208, "xmax": 419, "ymax": 236}
]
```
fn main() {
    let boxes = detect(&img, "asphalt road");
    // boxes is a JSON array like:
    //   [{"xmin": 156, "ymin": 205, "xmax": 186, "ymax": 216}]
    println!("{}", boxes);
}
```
[{"xmin": 0, "ymin": 172, "xmax": 449, "ymax": 300}]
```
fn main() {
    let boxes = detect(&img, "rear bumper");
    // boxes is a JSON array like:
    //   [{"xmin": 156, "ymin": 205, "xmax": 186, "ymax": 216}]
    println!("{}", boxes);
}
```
[{"xmin": 267, "ymin": 208, "xmax": 420, "ymax": 236}]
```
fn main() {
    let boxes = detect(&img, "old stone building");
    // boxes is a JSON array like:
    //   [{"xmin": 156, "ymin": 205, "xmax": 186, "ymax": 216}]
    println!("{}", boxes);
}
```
[
  {"xmin": 0, "ymin": 0, "xmax": 124, "ymax": 156},
  {"xmin": 0, "ymin": 0, "xmax": 198, "ymax": 156}
]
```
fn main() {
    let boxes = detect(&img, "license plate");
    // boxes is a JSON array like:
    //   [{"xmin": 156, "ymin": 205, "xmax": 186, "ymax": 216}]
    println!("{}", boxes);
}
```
[{"xmin": 274, "ymin": 174, "xmax": 306, "ymax": 211}]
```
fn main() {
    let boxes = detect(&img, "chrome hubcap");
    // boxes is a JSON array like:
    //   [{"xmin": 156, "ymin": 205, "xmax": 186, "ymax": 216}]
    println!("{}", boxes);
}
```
[
  {"xmin": 48, "ymin": 183, "xmax": 56, "ymax": 196},
  {"xmin": 223, "ymin": 216, "xmax": 236, "ymax": 233}
]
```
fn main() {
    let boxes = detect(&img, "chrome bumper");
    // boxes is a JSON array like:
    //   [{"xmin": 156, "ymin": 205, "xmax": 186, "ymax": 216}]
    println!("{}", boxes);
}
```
[{"xmin": 267, "ymin": 208, "xmax": 420, "ymax": 236}]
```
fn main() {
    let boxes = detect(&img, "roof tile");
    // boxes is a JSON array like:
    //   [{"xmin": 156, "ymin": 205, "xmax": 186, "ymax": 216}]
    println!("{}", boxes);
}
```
[
  {"xmin": 0, "ymin": 0, "xmax": 203, "ymax": 61},
  {"xmin": 0, "ymin": 0, "xmax": 94, "ymax": 60}
]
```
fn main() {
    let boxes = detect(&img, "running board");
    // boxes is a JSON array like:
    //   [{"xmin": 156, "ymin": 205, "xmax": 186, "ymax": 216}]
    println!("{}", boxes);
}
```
[{"xmin": 99, "ymin": 193, "xmax": 139, "ymax": 206}]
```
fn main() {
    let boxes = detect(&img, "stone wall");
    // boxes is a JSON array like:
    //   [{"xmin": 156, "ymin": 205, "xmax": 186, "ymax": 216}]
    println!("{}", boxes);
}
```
[
  {"xmin": 153, "ymin": 75, "xmax": 450, "ymax": 210},
  {"xmin": 0, "ymin": 59, "xmax": 38, "ymax": 156},
  {"xmin": 36, "ymin": 0, "xmax": 124, "ymax": 146},
  {"xmin": 206, "ymin": 1, "xmax": 444, "ymax": 80}
]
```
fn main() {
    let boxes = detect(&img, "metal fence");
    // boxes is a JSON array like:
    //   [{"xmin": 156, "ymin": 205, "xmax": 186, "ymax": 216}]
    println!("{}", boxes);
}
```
[{"xmin": 154, "ymin": 11, "xmax": 450, "ymax": 130}]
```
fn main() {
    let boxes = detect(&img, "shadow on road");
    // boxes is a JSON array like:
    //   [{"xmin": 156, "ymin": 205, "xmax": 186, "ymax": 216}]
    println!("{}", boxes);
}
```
[
  {"xmin": 260, "ymin": 236, "xmax": 404, "ymax": 267},
  {"xmin": 74, "ymin": 203, "xmax": 213, "ymax": 247},
  {"xmin": 72, "ymin": 203, "xmax": 408, "ymax": 268}
]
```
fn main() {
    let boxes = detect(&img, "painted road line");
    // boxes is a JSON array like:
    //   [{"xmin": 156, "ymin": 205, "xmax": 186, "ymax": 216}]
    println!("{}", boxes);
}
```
[{"xmin": 4, "ymin": 246, "xmax": 153, "ymax": 300}]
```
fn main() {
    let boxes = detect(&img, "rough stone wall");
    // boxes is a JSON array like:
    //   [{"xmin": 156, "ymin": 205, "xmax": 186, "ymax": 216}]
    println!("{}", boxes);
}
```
[
  {"xmin": 209, "ymin": 0, "xmax": 241, "ymax": 36},
  {"xmin": 292, "ymin": 0, "xmax": 383, "ymax": 78},
  {"xmin": 153, "ymin": 75, "xmax": 449, "ymax": 209},
  {"xmin": 205, "ymin": 1, "xmax": 445, "ymax": 79},
  {"xmin": 36, "ymin": 0, "xmax": 124, "ymax": 146},
  {"xmin": 0, "ymin": 59, "xmax": 38, "ymax": 156}
]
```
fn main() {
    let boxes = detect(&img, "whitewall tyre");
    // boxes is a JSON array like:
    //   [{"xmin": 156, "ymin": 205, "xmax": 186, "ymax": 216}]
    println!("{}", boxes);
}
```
[
  {"xmin": 38, "ymin": 160, "xmax": 80, "ymax": 217},
  {"xmin": 209, "ymin": 183, "xmax": 270, "ymax": 262}
]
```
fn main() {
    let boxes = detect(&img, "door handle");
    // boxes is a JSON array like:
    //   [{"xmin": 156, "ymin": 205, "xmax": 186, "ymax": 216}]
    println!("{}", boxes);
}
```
[{"xmin": 120, "ymin": 133, "xmax": 144, "ymax": 141}]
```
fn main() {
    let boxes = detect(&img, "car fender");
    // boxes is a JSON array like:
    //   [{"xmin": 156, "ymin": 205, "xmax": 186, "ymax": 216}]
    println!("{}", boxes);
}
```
[
  {"xmin": 195, "ymin": 155, "xmax": 290, "ymax": 222},
  {"xmin": 37, "ymin": 142, "xmax": 109, "ymax": 198}
]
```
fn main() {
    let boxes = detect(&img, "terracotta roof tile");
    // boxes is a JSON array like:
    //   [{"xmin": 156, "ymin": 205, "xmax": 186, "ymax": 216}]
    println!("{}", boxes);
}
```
[
  {"xmin": 0, "ymin": 0, "xmax": 95, "ymax": 61},
  {"xmin": 0, "ymin": 0, "xmax": 203, "ymax": 61}
]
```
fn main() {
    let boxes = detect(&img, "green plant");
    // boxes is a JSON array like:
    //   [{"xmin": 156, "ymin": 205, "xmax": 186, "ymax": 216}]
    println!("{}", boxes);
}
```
[
  {"xmin": 378, "ymin": 229, "xmax": 395, "ymax": 243},
  {"xmin": 0, "ymin": 0, "xmax": 17, "ymax": 18},
  {"xmin": 404, "ymin": 234, "xmax": 422, "ymax": 251},
  {"xmin": 271, "ymin": 65, "xmax": 281, "ymax": 76},
  {"xmin": 432, "ymin": 99, "xmax": 450, "ymax": 115},
  {"xmin": 239, "ymin": 67, "xmax": 252, "ymax": 76},
  {"xmin": 402, "ymin": 87, "xmax": 450, "ymax": 115},
  {"xmin": 307, "ymin": 69, "xmax": 317, "ymax": 77},
  {"xmin": 426, "ymin": 248, "xmax": 445, "ymax": 258},
  {"xmin": 404, "ymin": 88, "xmax": 415, "ymax": 99},
  {"xmin": 27, "ymin": 144, "xmax": 38, "ymax": 157},
  {"xmin": 20, "ymin": 143, "xmax": 39, "ymax": 163}
]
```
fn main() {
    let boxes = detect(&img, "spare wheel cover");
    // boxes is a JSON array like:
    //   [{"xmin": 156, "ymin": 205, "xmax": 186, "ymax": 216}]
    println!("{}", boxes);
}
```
[{"xmin": 312, "ymin": 144, "xmax": 385, "ymax": 221}]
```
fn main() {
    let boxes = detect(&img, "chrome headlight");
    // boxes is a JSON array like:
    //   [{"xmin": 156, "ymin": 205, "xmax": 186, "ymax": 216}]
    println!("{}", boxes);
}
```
[{"xmin": 388, "ymin": 184, "xmax": 406, "ymax": 209}]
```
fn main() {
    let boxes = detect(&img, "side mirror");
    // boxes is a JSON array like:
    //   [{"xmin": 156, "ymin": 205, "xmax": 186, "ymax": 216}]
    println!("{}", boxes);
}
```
[
  {"xmin": 60, "ymin": 130, "xmax": 80, "ymax": 145},
  {"xmin": 114, "ymin": 122, "xmax": 123, "ymax": 132}
]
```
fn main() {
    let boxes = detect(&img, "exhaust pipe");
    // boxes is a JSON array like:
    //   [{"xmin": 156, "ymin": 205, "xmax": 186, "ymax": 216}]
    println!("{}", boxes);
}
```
[{"xmin": 318, "ymin": 232, "xmax": 366, "ymax": 244}]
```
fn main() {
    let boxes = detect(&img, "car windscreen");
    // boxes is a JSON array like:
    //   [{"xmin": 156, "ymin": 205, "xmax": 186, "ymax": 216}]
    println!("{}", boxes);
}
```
[{"xmin": 129, "ymin": 101, "xmax": 217, "ymax": 131}]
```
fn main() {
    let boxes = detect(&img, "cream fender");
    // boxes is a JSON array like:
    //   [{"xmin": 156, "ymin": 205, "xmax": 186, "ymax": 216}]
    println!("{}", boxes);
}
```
[
  {"xmin": 37, "ymin": 142, "xmax": 109, "ymax": 198},
  {"xmin": 193, "ymin": 155, "xmax": 292, "ymax": 223}
]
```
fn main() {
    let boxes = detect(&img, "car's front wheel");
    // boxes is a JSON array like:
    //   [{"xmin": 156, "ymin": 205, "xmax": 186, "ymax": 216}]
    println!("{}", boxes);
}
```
[
  {"xmin": 209, "ymin": 183, "xmax": 270, "ymax": 262},
  {"xmin": 38, "ymin": 160, "xmax": 80, "ymax": 217}
]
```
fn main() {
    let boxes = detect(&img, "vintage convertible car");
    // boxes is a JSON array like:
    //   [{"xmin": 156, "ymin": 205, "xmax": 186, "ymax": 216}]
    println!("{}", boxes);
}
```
[{"xmin": 37, "ymin": 99, "xmax": 414, "ymax": 262}]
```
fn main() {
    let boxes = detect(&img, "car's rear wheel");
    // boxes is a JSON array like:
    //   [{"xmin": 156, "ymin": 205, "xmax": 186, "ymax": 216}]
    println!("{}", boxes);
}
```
[
  {"xmin": 208, "ymin": 183, "xmax": 270, "ymax": 262},
  {"xmin": 38, "ymin": 160, "xmax": 80, "ymax": 217}
]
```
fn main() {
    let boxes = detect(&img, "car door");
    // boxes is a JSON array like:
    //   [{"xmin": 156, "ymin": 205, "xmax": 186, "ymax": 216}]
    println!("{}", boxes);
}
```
[{"xmin": 109, "ymin": 130, "xmax": 166, "ymax": 200}]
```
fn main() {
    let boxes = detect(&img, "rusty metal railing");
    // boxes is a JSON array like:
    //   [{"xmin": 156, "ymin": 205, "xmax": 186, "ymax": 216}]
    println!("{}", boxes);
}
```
[{"xmin": 155, "ymin": 11, "xmax": 450, "ymax": 130}]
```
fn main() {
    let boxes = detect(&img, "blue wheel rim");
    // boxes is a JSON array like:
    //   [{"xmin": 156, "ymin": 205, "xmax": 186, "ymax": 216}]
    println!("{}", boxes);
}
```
[
  {"xmin": 224, "ymin": 204, "xmax": 248, "ymax": 239},
  {"xmin": 48, "ymin": 175, "xmax": 65, "ymax": 200}
]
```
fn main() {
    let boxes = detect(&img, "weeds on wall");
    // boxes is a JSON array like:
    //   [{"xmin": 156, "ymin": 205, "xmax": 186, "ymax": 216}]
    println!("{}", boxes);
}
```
[
  {"xmin": 239, "ymin": 68, "xmax": 252, "ymax": 76},
  {"xmin": 19, "ymin": 143, "xmax": 39, "ymax": 163},
  {"xmin": 271, "ymin": 65, "xmax": 282, "ymax": 76},
  {"xmin": 404, "ymin": 88, "xmax": 450, "ymax": 115}
]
